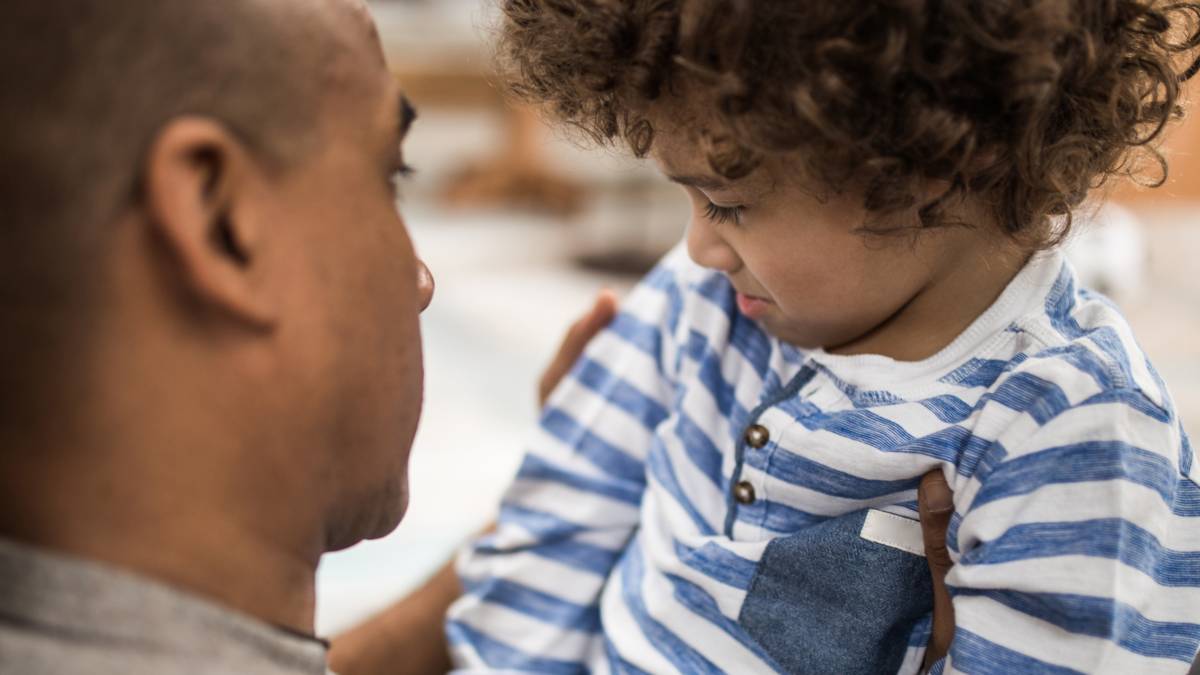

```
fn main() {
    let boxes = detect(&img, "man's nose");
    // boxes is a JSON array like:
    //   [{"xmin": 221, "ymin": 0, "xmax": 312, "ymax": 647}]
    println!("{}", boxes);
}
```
[{"xmin": 416, "ymin": 259, "xmax": 435, "ymax": 313}]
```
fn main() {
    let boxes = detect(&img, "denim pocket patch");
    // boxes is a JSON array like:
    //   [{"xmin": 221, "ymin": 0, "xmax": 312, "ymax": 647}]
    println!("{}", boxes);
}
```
[{"xmin": 737, "ymin": 509, "xmax": 934, "ymax": 675}]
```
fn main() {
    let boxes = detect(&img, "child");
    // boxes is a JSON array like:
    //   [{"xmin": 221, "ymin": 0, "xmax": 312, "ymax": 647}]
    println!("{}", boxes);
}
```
[{"xmin": 447, "ymin": 1, "xmax": 1200, "ymax": 672}]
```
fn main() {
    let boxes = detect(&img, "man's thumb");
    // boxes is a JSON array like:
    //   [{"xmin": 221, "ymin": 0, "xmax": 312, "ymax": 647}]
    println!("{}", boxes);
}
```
[{"xmin": 918, "ymin": 469, "xmax": 955, "ymax": 574}]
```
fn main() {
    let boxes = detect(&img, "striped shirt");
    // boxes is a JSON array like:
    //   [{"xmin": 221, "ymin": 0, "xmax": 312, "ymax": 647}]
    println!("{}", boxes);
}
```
[{"xmin": 447, "ymin": 245, "xmax": 1200, "ymax": 674}]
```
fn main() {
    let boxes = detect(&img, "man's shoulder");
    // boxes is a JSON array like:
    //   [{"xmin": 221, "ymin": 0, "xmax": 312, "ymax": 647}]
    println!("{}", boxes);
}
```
[
  {"xmin": 0, "ymin": 612, "xmax": 329, "ymax": 675},
  {"xmin": 0, "ymin": 538, "xmax": 329, "ymax": 675},
  {"xmin": 0, "ymin": 633, "xmax": 294, "ymax": 675},
  {"xmin": 0, "ymin": 643, "xmax": 326, "ymax": 675}
]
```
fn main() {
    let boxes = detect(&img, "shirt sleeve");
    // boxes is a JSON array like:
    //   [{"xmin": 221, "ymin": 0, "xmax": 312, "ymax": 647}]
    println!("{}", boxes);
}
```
[
  {"xmin": 934, "ymin": 387, "xmax": 1200, "ymax": 674},
  {"xmin": 445, "ymin": 253, "xmax": 687, "ymax": 673}
]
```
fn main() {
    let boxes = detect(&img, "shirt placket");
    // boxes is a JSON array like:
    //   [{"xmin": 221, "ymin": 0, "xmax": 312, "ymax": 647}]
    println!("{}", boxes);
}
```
[{"xmin": 724, "ymin": 364, "xmax": 818, "ymax": 539}]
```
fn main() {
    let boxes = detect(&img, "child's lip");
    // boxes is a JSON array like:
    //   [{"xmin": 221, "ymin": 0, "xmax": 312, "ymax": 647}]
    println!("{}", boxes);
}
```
[{"xmin": 736, "ymin": 292, "xmax": 772, "ymax": 318}]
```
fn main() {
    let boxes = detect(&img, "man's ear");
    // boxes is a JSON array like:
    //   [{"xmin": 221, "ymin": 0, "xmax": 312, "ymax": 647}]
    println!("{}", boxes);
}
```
[{"xmin": 142, "ymin": 117, "xmax": 276, "ymax": 329}]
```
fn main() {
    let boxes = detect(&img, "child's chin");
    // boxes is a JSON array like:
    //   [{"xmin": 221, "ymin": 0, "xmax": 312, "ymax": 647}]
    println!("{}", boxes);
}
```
[{"xmin": 759, "ymin": 318, "xmax": 826, "ymax": 350}]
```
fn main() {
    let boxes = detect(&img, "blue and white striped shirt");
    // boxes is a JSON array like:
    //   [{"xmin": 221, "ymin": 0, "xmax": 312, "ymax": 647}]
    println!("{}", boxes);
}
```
[{"xmin": 447, "ymin": 245, "xmax": 1200, "ymax": 674}]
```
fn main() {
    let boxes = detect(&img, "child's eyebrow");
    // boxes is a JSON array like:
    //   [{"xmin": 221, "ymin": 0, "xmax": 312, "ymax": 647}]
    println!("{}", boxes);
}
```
[{"xmin": 667, "ymin": 174, "xmax": 730, "ymax": 190}]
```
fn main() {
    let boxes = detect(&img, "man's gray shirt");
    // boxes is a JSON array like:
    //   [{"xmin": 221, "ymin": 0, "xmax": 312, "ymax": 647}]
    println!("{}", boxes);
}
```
[{"xmin": 0, "ymin": 537, "xmax": 330, "ymax": 674}]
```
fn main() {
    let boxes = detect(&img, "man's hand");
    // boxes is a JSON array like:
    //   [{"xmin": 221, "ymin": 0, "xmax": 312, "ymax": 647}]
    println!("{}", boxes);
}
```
[
  {"xmin": 538, "ymin": 289, "xmax": 619, "ymax": 406},
  {"xmin": 918, "ymin": 469, "xmax": 956, "ymax": 669},
  {"xmin": 328, "ymin": 563, "xmax": 460, "ymax": 675}
]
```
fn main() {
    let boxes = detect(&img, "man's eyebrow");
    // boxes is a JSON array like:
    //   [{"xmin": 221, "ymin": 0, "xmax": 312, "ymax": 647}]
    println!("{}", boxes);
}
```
[
  {"xmin": 398, "ymin": 94, "xmax": 417, "ymax": 139},
  {"xmin": 666, "ymin": 174, "xmax": 729, "ymax": 190}
]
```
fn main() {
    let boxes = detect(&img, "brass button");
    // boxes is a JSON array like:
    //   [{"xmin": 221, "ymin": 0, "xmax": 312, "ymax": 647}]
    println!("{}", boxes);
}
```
[
  {"xmin": 734, "ymin": 481, "xmax": 757, "ymax": 505},
  {"xmin": 745, "ymin": 424, "xmax": 770, "ymax": 449}
]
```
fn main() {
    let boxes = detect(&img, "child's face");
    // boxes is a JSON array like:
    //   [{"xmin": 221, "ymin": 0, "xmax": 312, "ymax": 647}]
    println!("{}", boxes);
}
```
[{"xmin": 648, "ymin": 108, "xmax": 989, "ymax": 353}]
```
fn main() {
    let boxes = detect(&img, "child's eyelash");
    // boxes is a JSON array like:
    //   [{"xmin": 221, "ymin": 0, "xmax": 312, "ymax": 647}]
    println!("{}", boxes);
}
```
[{"xmin": 704, "ymin": 202, "xmax": 744, "ymax": 225}]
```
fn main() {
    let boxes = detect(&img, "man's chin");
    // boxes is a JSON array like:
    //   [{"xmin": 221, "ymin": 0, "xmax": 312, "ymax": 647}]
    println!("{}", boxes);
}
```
[{"xmin": 325, "ymin": 482, "xmax": 409, "ymax": 552}]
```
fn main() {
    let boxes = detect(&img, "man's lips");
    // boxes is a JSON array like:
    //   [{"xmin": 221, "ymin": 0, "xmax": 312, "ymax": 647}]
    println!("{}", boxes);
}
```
[{"xmin": 735, "ymin": 292, "xmax": 772, "ymax": 319}]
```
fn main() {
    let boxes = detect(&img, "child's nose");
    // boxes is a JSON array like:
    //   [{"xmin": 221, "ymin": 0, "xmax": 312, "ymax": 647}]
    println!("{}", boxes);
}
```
[{"xmin": 686, "ymin": 218, "xmax": 741, "ymax": 274}]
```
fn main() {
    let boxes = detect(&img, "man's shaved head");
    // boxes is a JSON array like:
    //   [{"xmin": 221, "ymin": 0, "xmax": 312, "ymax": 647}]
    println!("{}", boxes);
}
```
[
  {"xmin": 0, "ymin": 0, "xmax": 359, "ymax": 297},
  {"xmin": 0, "ymin": 0, "xmax": 377, "ymax": 427}
]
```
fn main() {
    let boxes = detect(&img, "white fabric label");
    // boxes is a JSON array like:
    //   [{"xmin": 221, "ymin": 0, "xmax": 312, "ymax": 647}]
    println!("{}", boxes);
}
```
[{"xmin": 860, "ymin": 509, "xmax": 926, "ymax": 557}]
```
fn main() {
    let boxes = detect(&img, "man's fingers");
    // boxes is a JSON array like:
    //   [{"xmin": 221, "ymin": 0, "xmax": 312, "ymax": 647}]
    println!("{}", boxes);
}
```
[
  {"xmin": 918, "ymin": 468, "xmax": 953, "ymax": 515},
  {"xmin": 572, "ymin": 290, "xmax": 618, "ymax": 343},
  {"xmin": 918, "ymin": 469, "xmax": 954, "ymax": 573},
  {"xmin": 919, "ymin": 468, "xmax": 956, "ymax": 669},
  {"xmin": 538, "ymin": 290, "xmax": 618, "ymax": 407}
]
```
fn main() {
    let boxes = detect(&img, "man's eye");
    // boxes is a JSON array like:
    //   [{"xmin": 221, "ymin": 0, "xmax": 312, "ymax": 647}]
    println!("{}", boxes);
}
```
[
  {"xmin": 704, "ymin": 202, "xmax": 744, "ymax": 225},
  {"xmin": 389, "ymin": 163, "xmax": 416, "ymax": 195}
]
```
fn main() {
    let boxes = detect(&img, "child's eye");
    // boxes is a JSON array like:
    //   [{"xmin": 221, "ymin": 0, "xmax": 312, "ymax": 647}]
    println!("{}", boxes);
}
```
[{"xmin": 704, "ymin": 201, "xmax": 745, "ymax": 225}]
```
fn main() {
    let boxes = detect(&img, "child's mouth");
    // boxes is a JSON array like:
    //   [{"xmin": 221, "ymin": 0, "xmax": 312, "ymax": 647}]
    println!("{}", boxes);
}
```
[{"xmin": 736, "ymin": 292, "xmax": 772, "ymax": 319}]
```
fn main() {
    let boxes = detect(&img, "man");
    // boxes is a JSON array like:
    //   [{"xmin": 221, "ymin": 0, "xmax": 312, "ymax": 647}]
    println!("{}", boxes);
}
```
[{"xmin": 0, "ymin": 1, "xmax": 432, "ymax": 672}]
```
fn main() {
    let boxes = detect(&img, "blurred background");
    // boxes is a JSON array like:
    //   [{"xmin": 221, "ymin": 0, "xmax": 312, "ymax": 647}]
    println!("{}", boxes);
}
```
[{"xmin": 315, "ymin": 0, "xmax": 1200, "ymax": 635}]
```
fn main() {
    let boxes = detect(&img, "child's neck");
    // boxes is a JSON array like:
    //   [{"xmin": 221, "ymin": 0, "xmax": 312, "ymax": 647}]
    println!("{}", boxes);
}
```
[{"xmin": 828, "ymin": 234, "xmax": 1032, "ymax": 363}]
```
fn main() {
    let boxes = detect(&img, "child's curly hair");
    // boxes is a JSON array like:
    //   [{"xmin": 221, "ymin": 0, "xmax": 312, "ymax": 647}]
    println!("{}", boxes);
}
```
[{"xmin": 497, "ymin": 0, "xmax": 1200, "ymax": 247}]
